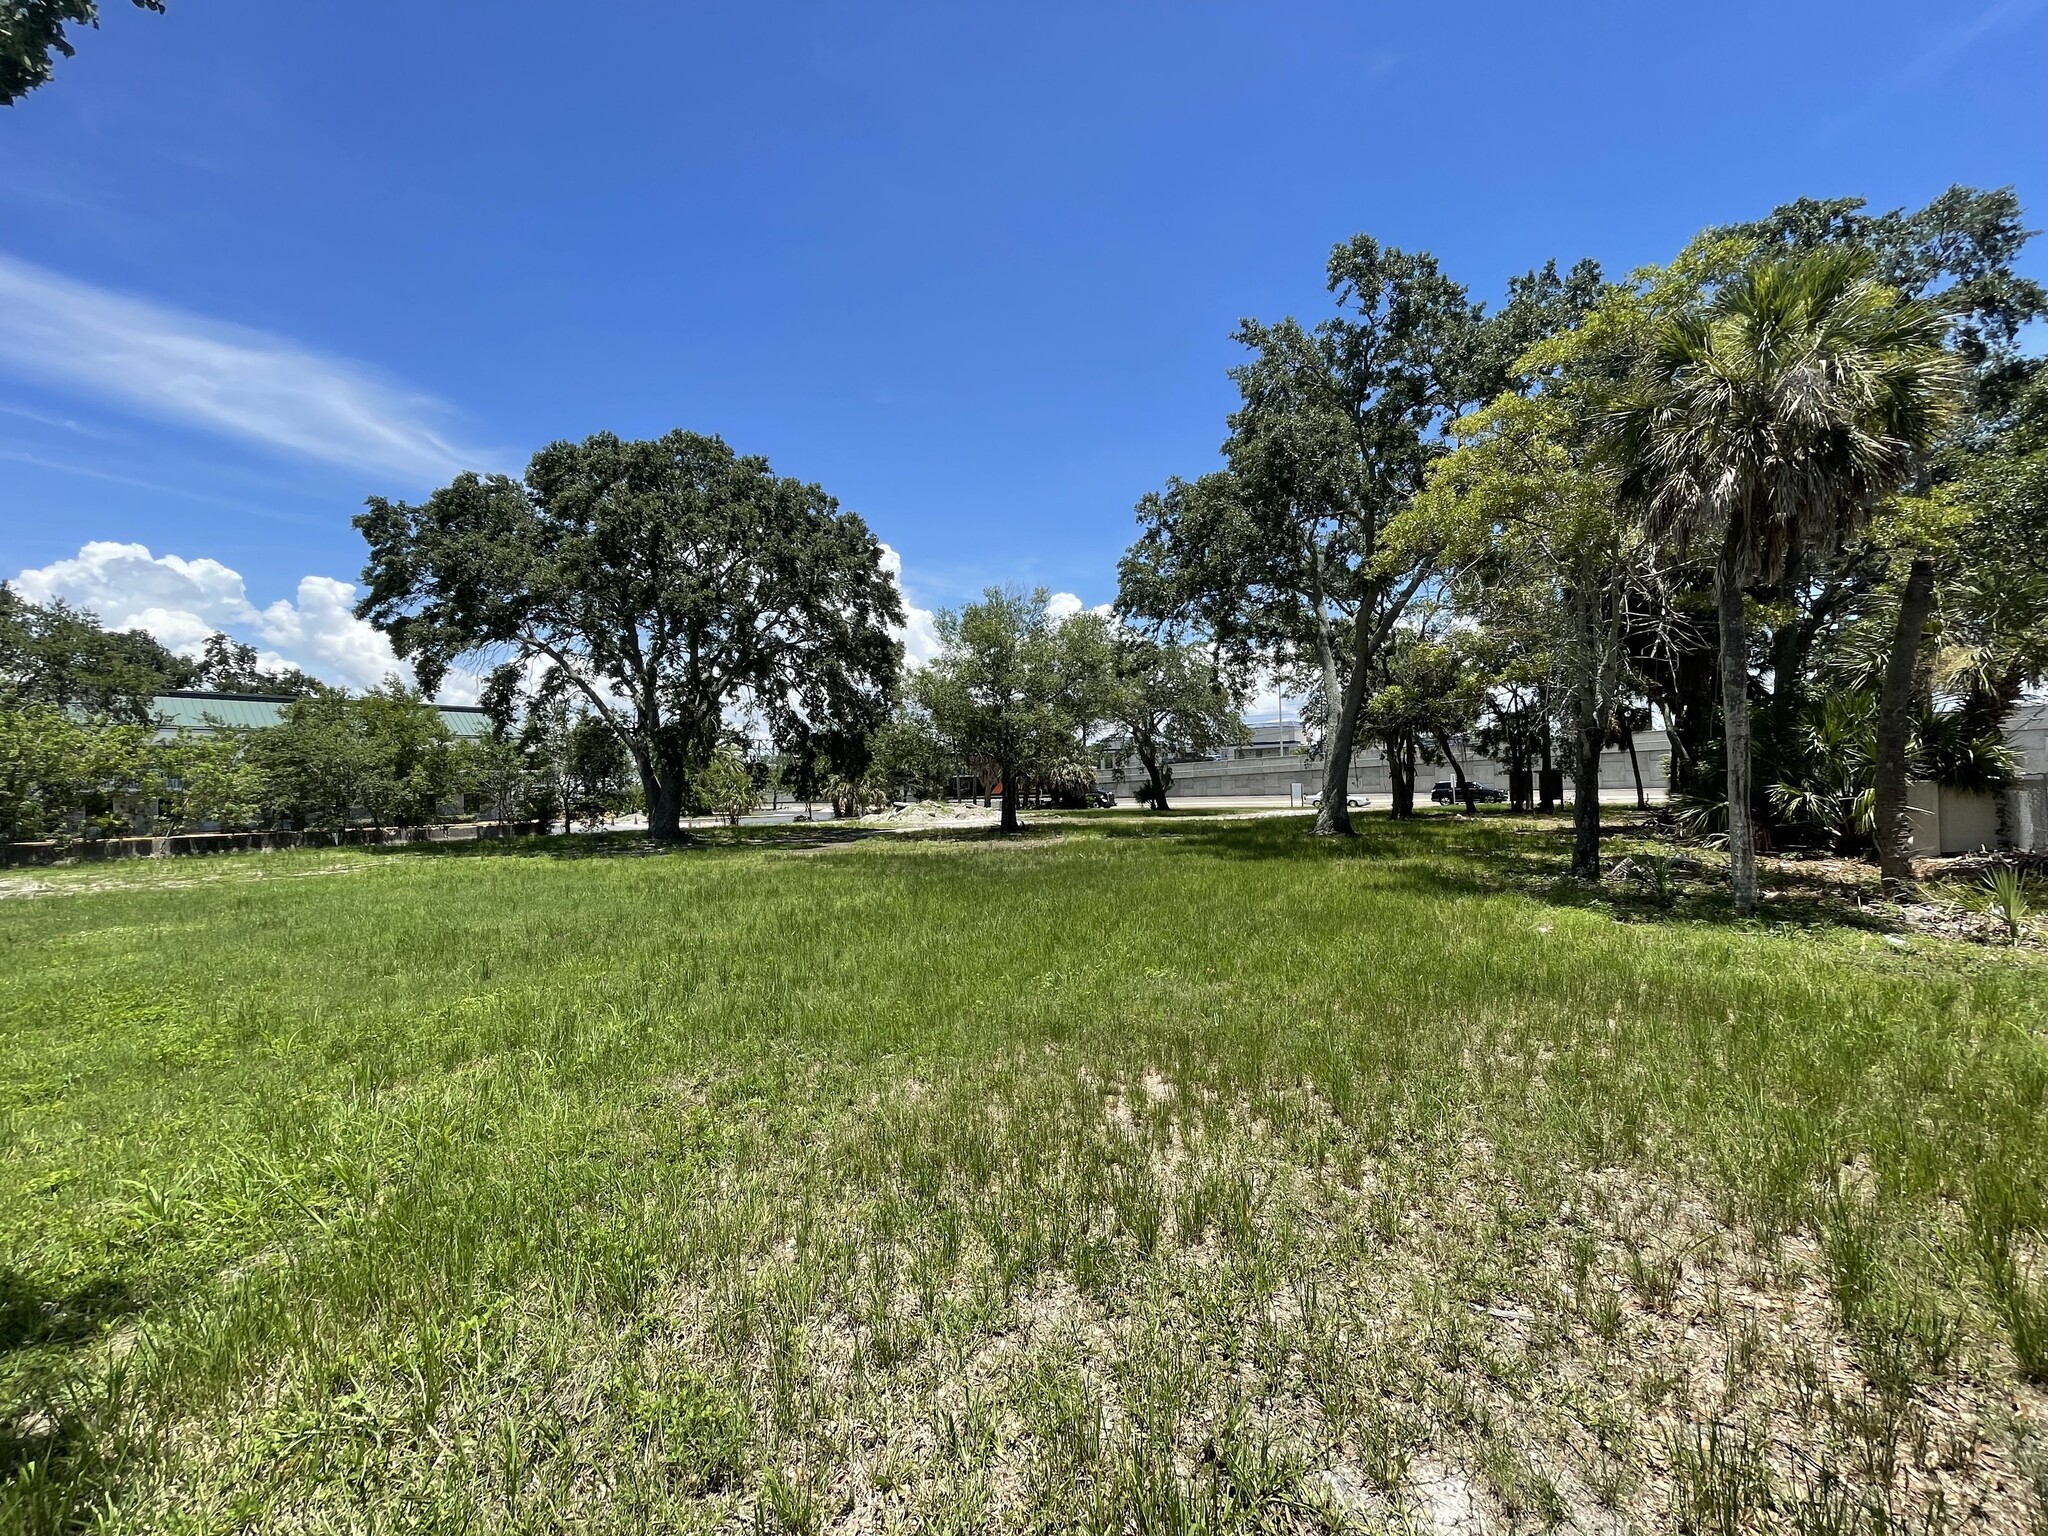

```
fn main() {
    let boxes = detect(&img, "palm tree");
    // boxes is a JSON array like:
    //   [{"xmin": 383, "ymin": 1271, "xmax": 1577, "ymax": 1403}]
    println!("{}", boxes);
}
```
[{"xmin": 1610, "ymin": 250, "xmax": 1956, "ymax": 913}]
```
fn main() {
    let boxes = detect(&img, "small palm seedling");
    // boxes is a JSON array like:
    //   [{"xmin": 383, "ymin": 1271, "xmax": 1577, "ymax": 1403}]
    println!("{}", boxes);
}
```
[
  {"xmin": 1981, "ymin": 866, "xmax": 2032, "ymax": 946},
  {"xmin": 1647, "ymin": 855, "xmax": 1677, "ymax": 910}
]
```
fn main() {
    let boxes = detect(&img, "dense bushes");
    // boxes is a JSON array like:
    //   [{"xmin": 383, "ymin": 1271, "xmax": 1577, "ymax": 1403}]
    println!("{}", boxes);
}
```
[{"xmin": 0, "ymin": 685, "xmax": 641, "ymax": 848}]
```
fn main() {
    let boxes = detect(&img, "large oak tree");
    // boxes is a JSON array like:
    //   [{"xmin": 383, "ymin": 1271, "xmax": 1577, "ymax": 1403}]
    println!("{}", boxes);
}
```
[
  {"xmin": 355, "ymin": 430, "xmax": 903, "ymax": 842},
  {"xmin": 1119, "ymin": 238, "xmax": 1596, "ymax": 835}
]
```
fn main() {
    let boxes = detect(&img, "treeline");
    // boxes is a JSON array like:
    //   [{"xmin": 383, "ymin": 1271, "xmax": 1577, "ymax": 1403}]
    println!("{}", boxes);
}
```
[
  {"xmin": 11, "ymin": 190, "xmax": 2042, "ymax": 902},
  {"xmin": 872, "ymin": 188, "xmax": 2048, "ymax": 889},
  {"xmin": 0, "ymin": 592, "xmax": 645, "ymax": 846},
  {"xmin": 1104, "ymin": 186, "xmax": 2046, "ymax": 908},
  {"xmin": 0, "ymin": 585, "xmax": 321, "ymax": 718}
]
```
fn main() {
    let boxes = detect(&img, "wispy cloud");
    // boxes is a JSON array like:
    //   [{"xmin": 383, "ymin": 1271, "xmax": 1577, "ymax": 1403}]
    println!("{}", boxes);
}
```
[
  {"xmin": 0, "ymin": 448, "xmax": 330, "ymax": 526},
  {"xmin": 0, "ymin": 254, "xmax": 490, "ymax": 482},
  {"xmin": 1906, "ymin": 0, "xmax": 2045, "ymax": 78}
]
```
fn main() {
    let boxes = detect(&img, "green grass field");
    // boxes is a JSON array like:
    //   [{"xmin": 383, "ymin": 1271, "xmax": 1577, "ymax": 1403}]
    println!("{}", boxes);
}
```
[{"xmin": 3, "ymin": 812, "xmax": 2045, "ymax": 1533}]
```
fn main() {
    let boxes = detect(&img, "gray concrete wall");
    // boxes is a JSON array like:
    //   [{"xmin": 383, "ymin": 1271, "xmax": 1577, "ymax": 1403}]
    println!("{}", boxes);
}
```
[
  {"xmin": 1100, "ymin": 731, "xmax": 1673, "ymax": 801},
  {"xmin": 1908, "ymin": 778, "xmax": 2048, "ymax": 854}
]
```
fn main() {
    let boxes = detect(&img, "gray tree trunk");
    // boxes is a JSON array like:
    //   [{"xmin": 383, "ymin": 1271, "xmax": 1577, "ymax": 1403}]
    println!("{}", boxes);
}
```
[
  {"xmin": 644, "ymin": 772, "xmax": 684, "ymax": 841},
  {"xmin": 1146, "ymin": 759, "xmax": 1171, "ymax": 813},
  {"xmin": 1571, "ymin": 720, "xmax": 1603, "ymax": 880},
  {"xmin": 1314, "ymin": 613, "xmax": 1374, "ymax": 836},
  {"xmin": 1874, "ymin": 554, "xmax": 1936, "ymax": 897},
  {"xmin": 1716, "ymin": 526, "xmax": 1758, "ymax": 914},
  {"xmin": 999, "ymin": 771, "xmax": 1021, "ymax": 834}
]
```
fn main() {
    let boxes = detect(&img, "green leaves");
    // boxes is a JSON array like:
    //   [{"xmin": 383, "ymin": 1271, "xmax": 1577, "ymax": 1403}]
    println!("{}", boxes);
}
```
[
  {"xmin": 356, "ymin": 430, "xmax": 903, "ymax": 839},
  {"xmin": 1609, "ymin": 246, "xmax": 1962, "ymax": 581},
  {"xmin": 913, "ymin": 588, "xmax": 1103, "ymax": 827},
  {"xmin": 0, "ymin": 586, "xmax": 195, "ymax": 723},
  {"xmin": 0, "ymin": 0, "xmax": 164, "ymax": 106},
  {"xmin": 0, "ymin": 704, "xmax": 155, "ymax": 844}
]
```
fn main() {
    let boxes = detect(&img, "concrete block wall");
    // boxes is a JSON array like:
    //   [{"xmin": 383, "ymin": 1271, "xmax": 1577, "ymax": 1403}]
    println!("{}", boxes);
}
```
[
  {"xmin": 1907, "ymin": 778, "xmax": 2048, "ymax": 854},
  {"xmin": 1099, "ymin": 731, "xmax": 1672, "ymax": 801}
]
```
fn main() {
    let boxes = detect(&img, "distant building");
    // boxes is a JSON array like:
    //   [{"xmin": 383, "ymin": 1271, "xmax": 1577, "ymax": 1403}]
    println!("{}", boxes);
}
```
[
  {"xmin": 1099, "ymin": 720, "xmax": 1671, "ymax": 803},
  {"xmin": 1218, "ymin": 720, "xmax": 1305, "ymax": 761},
  {"xmin": 149, "ymin": 691, "xmax": 492, "ymax": 741}
]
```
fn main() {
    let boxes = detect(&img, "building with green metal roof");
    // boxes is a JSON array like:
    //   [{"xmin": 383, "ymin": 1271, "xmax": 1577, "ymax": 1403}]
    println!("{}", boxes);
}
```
[{"xmin": 150, "ymin": 692, "xmax": 493, "ymax": 739}]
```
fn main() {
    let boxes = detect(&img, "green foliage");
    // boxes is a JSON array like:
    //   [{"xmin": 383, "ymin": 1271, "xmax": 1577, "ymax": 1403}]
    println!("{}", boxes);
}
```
[
  {"xmin": 246, "ymin": 685, "xmax": 459, "ymax": 833},
  {"xmin": 1610, "ymin": 247, "xmax": 1960, "ymax": 582},
  {"xmin": 183, "ymin": 632, "xmax": 321, "ymax": 697},
  {"xmin": 1121, "ymin": 233, "xmax": 1601, "ymax": 834},
  {"xmin": 0, "ymin": 585, "xmax": 194, "ymax": 723},
  {"xmin": 517, "ymin": 701, "xmax": 636, "ymax": 832},
  {"xmin": 867, "ymin": 711, "xmax": 956, "ymax": 801},
  {"xmin": 160, "ymin": 726, "xmax": 264, "ymax": 831},
  {"xmin": 1359, "ymin": 635, "xmax": 1484, "ymax": 815},
  {"xmin": 1091, "ymin": 629, "xmax": 1244, "ymax": 810},
  {"xmin": 1767, "ymin": 693, "xmax": 1878, "ymax": 852},
  {"xmin": 452, "ymin": 730, "xmax": 535, "ymax": 827},
  {"xmin": 693, "ymin": 743, "xmax": 758, "ymax": 826},
  {"xmin": 1608, "ymin": 246, "xmax": 1963, "ymax": 909},
  {"xmin": 1979, "ymin": 866, "xmax": 2031, "ymax": 947},
  {"xmin": 356, "ymin": 430, "xmax": 902, "ymax": 840},
  {"xmin": 912, "ymin": 587, "xmax": 1100, "ymax": 831},
  {"xmin": 616, "ymin": 1369, "xmax": 750, "ymax": 1493},
  {"xmin": 0, "ymin": 0, "xmax": 164, "ymax": 105},
  {"xmin": 1716, "ymin": 186, "xmax": 2047, "ymax": 413},
  {"xmin": 0, "ymin": 704, "xmax": 155, "ymax": 844}
]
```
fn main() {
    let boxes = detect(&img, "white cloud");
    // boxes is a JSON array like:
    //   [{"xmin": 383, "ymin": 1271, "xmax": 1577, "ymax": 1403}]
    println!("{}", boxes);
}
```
[
  {"xmin": 877, "ymin": 542, "xmax": 943, "ymax": 667},
  {"xmin": 1044, "ymin": 592, "xmax": 1113, "ymax": 626},
  {"xmin": 9, "ymin": 540, "xmax": 446, "ymax": 696},
  {"xmin": 0, "ymin": 254, "xmax": 488, "ymax": 481}
]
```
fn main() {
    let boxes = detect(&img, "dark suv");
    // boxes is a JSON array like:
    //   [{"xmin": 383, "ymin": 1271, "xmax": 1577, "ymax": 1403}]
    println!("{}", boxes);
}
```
[{"xmin": 1431, "ymin": 780, "xmax": 1507, "ymax": 805}]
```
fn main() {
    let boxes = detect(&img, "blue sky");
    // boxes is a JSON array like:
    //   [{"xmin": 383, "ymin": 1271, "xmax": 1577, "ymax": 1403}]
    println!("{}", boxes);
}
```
[{"xmin": 2, "ymin": 0, "xmax": 2044, "ymax": 695}]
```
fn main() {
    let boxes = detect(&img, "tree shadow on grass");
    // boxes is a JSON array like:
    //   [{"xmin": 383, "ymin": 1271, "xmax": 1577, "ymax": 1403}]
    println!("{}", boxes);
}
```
[
  {"xmin": 1094, "ymin": 808, "xmax": 1992, "ymax": 949},
  {"xmin": 1477, "ymin": 821, "xmax": 1989, "ymax": 946},
  {"xmin": 0, "ymin": 1270, "xmax": 137, "ymax": 1361},
  {"xmin": 356, "ymin": 824, "xmax": 901, "ymax": 862},
  {"xmin": 0, "ymin": 1269, "xmax": 139, "ymax": 1517}
]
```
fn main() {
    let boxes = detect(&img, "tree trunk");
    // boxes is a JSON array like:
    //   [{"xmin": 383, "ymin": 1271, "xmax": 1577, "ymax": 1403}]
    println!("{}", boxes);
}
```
[
  {"xmin": 1716, "ymin": 526, "xmax": 1758, "ymax": 914},
  {"xmin": 1434, "ymin": 731, "xmax": 1463, "ymax": 789},
  {"xmin": 1874, "ymin": 554, "xmax": 1936, "ymax": 898},
  {"xmin": 1437, "ymin": 731, "xmax": 1478, "ymax": 813},
  {"xmin": 1647, "ymin": 626, "xmax": 1720, "ymax": 801},
  {"xmin": 1623, "ymin": 722, "xmax": 1646, "ymax": 810},
  {"xmin": 999, "ymin": 771, "xmax": 1021, "ymax": 834},
  {"xmin": 1767, "ymin": 538, "xmax": 1809, "ymax": 716},
  {"xmin": 1389, "ymin": 739, "xmax": 1415, "ymax": 819},
  {"xmin": 1145, "ymin": 756, "xmax": 1170, "ymax": 813},
  {"xmin": 1314, "ymin": 612, "xmax": 1373, "ymax": 837},
  {"xmin": 1537, "ymin": 708, "xmax": 1555, "ymax": 812},
  {"xmin": 1572, "ymin": 720, "xmax": 1603, "ymax": 880},
  {"xmin": 645, "ymin": 771, "xmax": 684, "ymax": 841}
]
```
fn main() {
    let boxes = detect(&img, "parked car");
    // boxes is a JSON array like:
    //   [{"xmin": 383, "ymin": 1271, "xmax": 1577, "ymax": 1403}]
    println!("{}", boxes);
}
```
[
  {"xmin": 1307, "ymin": 793, "xmax": 1369, "ymax": 808},
  {"xmin": 1033, "ymin": 785, "xmax": 1118, "ymax": 810},
  {"xmin": 1431, "ymin": 780, "xmax": 1507, "ymax": 805}
]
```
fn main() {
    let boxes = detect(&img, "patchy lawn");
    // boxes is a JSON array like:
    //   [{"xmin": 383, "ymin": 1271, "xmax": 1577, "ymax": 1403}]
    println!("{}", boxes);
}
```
[{"xmin": 3, "ymin": 811, "xmax": 2044, "ymax": 1532}]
